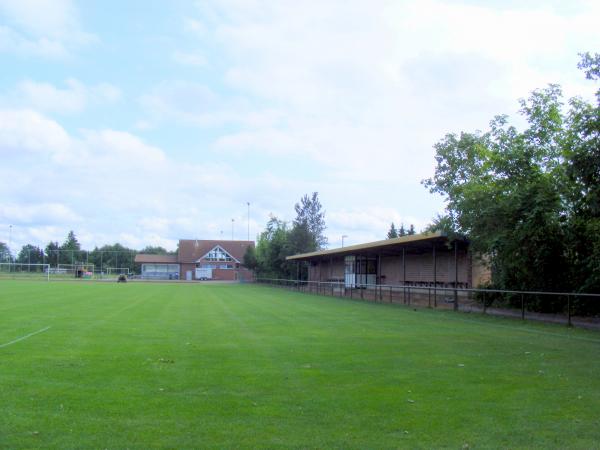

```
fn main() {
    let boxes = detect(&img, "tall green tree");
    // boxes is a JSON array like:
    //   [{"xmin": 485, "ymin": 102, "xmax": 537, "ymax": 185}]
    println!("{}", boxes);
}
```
[
  {"xmin": 45, "ymin": 241, "xmax": 60, "ymax": 266},
  {"xmin": 60, "ymin": 231, "xmax": 82, "ymax": 264},
  {"xmin": 293, "ymin": 192, "xmax": 327, "ymax": 250},
  {"xmin": 0, "ymin": 242, "xmax": 11, "ymax": 262},
  {"xmin": 387, "ymin": 223, "xmax": 398, "ymax": 239}
]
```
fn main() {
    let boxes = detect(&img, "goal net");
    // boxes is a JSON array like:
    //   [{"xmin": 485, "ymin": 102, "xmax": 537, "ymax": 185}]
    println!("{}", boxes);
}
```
[
  {"xmin": 49, "ymin": 263, "xmax": 96, "ymax": 279},
  {"xmin": 0, "ymin": 263, "xmax": 50, "ymax": 281}
]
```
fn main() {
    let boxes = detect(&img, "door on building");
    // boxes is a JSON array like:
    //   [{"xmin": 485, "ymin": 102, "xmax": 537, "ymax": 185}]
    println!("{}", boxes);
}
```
[
  {"xmin": 344, "ymin": 256, "xmax": 355, "ymax": 287},
  {"xmin": 186, "ymin": 270, "xmax": 192, "ymax": 281},
  {"xmin": 345, "ymin": 255, "xmax": 377, "ymax": 287}
]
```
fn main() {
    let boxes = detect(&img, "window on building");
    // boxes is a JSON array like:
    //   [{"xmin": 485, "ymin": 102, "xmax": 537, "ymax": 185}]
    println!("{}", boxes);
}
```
[{"xmin": 204, "ymin": 246, "xmax": 234, "ymax": 262}]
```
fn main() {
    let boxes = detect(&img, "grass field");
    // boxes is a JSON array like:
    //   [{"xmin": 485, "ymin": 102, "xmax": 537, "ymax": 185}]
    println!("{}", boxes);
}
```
[{"xmin": 1, "ymin": 281, "xmax": 600, "ymax": 449}]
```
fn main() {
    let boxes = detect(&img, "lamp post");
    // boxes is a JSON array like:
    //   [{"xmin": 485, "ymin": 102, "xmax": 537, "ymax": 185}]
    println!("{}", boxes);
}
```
[
  {"xmin": 8, "ymin": 224, "xmax": 12, "ymax": 262},
  {"xmin": 247, "ymin": 202, "xmax": 250, "ymax": 241},
  {"xmin": 342, "ymin": 235, "xmax": 348, "ymax": 248},
  {"xmin": 231, "ymin": 219, "xmax": 235, "ymax": 240}
]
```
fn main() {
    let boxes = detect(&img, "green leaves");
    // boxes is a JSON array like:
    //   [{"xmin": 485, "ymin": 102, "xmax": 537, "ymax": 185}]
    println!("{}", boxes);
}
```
[{"xmin": 424, "ymin": 54, "xmax": 600, "ymax": 299}]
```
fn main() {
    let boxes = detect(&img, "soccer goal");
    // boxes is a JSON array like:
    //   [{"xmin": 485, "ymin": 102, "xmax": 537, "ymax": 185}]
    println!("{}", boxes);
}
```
[
  {"xmin": 0, "ymin": 263, "xmax": 50, "ymax": 281},
  {"xmin": 52, "ymin": 263, "xmax": 96, "ymax": 279}
]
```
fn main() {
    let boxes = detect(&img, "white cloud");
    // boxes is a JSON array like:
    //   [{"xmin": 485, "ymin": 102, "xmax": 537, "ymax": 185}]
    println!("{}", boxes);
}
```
[
  {"xmin": 0, "ymin": 108, "xmax": 261, "ymax": 250},
  {"xmin": 0, "ymin": 25, "xmax": 69, "ymax": 58},
  {"xmin": 0, "ymin": 109, "xmax": 71, "ymax": 160},
  {"xmin": 0, "ymin": 203, "xmax": 81, "ymax": 225},
  {"xmin": 154, "ymin": 1, "xmax": 595, "ymax": 187},
  {"xmin": 0, "ymin": 0, "xmax": 95, "ymax": 58},
  {"xmin": 5, "ymin": 78, "xmax": 121, "ymax": 114},
  {"xmin": 0, "ymin": 0, "xmax": 79, "ymax": 38}
]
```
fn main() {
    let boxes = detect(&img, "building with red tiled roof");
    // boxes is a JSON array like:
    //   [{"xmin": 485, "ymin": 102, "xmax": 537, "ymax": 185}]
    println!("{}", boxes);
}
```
[{"xmin": 135, "ymin": 239, "xmax": 254, "ymax": 281}]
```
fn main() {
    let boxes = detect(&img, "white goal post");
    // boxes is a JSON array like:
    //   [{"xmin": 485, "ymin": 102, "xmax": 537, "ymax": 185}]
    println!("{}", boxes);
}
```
[
  {"xmin": 0, "ymin": 263, "xmax": 50, "ymax": 281},
  {"xmin": 105, "ymin": 267, "xmax": 131, "ymax": 275}
]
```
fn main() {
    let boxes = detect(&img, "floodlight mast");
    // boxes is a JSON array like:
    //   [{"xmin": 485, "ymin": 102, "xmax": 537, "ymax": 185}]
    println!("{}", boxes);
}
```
[{"xmin": 8, "ymin": 224, "xmax": 12, "ymax": 264}]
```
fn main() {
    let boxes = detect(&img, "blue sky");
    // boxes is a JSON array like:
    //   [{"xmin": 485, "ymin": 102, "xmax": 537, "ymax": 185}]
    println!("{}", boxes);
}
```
[{"xmin": 1, "ymin": 0, "xmax": 599, "ymax": 252}]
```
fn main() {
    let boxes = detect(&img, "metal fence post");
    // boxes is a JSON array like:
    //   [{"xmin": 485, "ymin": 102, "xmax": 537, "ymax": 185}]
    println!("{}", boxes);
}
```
[
  {"xmin": 521, "ymin": 293, "xmax": 525, "ymax": 320},
  {"xmin": 483, "ymin": 291, "xmax": 487, "ymax": 314},
  {"xmin": 567, "ymin": 295, "xmax": 572, "ymax": 327}
]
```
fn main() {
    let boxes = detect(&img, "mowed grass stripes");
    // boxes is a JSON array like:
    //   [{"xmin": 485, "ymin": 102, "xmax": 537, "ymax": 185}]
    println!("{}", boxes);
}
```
[{"xmin": 1, "ymin": 281, "xmax": 599, "ymax": 449}]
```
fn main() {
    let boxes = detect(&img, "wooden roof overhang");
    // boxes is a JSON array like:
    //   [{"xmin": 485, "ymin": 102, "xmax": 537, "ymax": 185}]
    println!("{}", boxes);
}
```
[{"xmin": 286, "ymin": 231, "xmax": 467, "ymax": 262}]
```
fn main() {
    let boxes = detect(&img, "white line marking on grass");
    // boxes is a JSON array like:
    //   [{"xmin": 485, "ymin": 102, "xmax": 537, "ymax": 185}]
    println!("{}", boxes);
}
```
[{"xmin": 0, "ymin": 326, "xmax": 51, "ymax": 349}]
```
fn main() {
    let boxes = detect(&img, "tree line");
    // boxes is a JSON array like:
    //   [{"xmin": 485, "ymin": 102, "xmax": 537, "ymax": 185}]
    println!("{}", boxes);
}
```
[
  {"xmin": 0, "ymin": 230, "xmax": 174, "ymax": 273},
  {"xmin": 386, "ymin": 223, "xmax": 416, "ymax": 238},
  {"xmin": 424, "ymin": 52, "xmax": 600, "ymax": 311}
]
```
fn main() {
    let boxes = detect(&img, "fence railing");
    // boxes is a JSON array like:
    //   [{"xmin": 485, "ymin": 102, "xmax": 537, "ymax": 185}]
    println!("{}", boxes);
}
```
[{"xmin": 256, "ymin": 278, "xmax": 600, "ymax": 329}]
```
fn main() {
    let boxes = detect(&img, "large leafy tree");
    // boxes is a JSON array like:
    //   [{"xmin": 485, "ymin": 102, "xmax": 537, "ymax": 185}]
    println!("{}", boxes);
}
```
[
  {"xmin": 17, "ymin": 244, "xmax": 45, "ymax": 264},
  {"xmin": 563, "ymin": 52, "xmax": 600, "ymax": 294},
  {"xmin": 424, "ymin": 53, "xmax": 599, "ymax": 300},
  {"xmin": 255, "ymin": 216, "xmax": 292, "ymax": 278}
]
